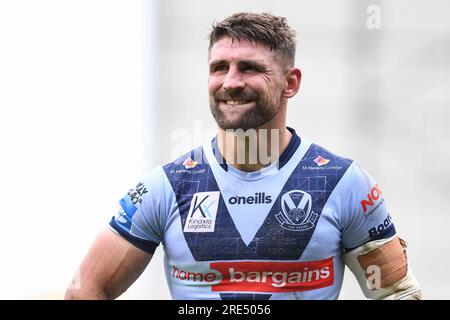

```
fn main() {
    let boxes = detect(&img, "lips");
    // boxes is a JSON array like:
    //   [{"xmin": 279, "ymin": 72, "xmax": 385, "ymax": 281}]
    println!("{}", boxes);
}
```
[
  {"xmin": 220, "ymin": 100, "xmax": 255, "ymax": 107},
  {"xmin": 224, "ymin": 100, "xmax": 250, "ymax": 105}
]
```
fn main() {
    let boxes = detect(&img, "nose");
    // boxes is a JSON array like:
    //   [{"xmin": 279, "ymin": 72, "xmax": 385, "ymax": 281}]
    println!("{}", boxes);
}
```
[{"xmin": 222, "ymin": 66, "xmax": 245, "ymax": 92}]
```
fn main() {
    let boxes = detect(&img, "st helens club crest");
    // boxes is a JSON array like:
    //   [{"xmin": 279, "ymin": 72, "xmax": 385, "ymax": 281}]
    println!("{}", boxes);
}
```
[{"xmin": 275, "ymin": 190, "xmax": 318, "ymax": 231}]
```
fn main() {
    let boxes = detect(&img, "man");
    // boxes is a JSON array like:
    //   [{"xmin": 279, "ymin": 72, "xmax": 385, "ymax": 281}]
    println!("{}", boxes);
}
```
[{"xmin": 65, "ymin": 12, "xmax": 421, "ymax": 300}]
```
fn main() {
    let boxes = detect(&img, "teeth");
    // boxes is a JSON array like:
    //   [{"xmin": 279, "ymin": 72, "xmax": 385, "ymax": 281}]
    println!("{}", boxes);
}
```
[{"xmin": 225, "ymin": 100, "xmax": 249, "ymax": 105}]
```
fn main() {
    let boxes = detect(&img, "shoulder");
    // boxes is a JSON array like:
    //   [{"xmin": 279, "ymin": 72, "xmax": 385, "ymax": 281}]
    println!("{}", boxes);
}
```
[
  {"xmin": 160, "ymin": 145, "xmax": 214, "ymax": 196},
  {"xmin": 131, "ymin": 146, "xmax": 208, "ymax": 193}
]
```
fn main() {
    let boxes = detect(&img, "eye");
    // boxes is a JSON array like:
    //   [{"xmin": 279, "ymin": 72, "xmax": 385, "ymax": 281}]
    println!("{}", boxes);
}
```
[
  {"xmin": 240, "ymin": 63, "xmax": 261, "ymax": 73},
  {"xmin": 210, "ymin": 64, "xmax": 228, "ymax": 73}
]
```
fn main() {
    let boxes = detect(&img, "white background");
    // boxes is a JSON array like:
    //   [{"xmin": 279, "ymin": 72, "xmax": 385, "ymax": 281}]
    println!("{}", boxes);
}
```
[{"xmin": 0, "ymin": 0, "xmax": 448, "ymax": 299}]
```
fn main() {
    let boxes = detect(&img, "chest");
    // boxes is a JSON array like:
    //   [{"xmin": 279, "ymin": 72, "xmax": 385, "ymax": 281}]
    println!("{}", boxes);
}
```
[{"xmin": 164, "ymin": 175, "xmax": 342, "ymax": 262}]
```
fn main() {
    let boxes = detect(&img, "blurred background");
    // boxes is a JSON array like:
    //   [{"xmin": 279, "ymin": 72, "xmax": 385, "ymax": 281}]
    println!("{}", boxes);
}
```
[{"xmin": 0, "ymin": 0, "xmax": 448, "ymax": 299}]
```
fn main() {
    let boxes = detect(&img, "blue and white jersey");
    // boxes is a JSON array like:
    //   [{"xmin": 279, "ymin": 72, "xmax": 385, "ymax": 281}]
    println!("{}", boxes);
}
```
[{"xmin": 109, "ymin": 128, "xmax": 396, "ymax": 300}]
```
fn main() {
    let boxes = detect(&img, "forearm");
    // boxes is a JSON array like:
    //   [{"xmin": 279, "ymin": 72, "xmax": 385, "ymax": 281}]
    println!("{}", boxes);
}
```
[
  {"xmin": 379, "ymin": 269, "xmax": 422, "ymax": 300},
  {"xmin": 343, "ymin": 236, "xmax": 422, "ymax": 300}
]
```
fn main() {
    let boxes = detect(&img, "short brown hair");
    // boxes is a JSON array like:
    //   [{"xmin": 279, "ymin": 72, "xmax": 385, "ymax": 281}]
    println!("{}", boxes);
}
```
[{"xmin": 208, "ymin": 12, "xmax": 297, "ymax": 69}]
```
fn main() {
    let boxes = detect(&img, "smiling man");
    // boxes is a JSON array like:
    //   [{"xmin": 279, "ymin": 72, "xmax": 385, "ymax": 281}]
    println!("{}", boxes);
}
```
[{"xmin": 65, "ymin": 12, "xmax": 421, "ymax": 300}]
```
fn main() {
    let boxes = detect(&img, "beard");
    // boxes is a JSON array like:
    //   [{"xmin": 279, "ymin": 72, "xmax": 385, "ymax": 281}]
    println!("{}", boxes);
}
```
[{"xmin": 209, "ymin": 88, "xmax": 280, "ymax": 131}]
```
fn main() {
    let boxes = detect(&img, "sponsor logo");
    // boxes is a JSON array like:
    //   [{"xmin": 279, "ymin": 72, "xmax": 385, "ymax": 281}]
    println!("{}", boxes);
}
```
[
  {"xmin": 361, "ymin": 184, "xmax": 384, "ymax": 215},
  {"xmin": 275, "ymin": 190, "xmax": 318, "ymax": 231},
  {"xmin": 117, "ymin": 205, "xmax": 128, "ymax": 224},
  {"xmin": 171, "ymin": 258, "xmax": 334, "ymax": 292},
  {"xmin": 117, "ymin": 215, "xmax": 127, "ymax": 224},
  {"xmin": 313, "ymin": 156, "xmax": 330, "ymax": 167},
  {"xmin": 302, "ymin": 156, "xmax": 342, "ymax": 171},
  {"xmin": 169, "ymin": 168, "xmax": 206, "ymax": 175},
  {"xmin": 128, "ymin": 182, "xmax": 148, "ymax": 205},
  {"xmin": 115, "ymin": 203, "xmax": 135, "ymax": 232},
  {"xmin": 172, "ymin": 265, "xmax": 218, "ymax": 283},
  {"xmin": 183, "ymin": 157, "xmax": 197, "ymax": 169},
  {"xmin": 369, "ymin": 214, "xmax": 393, "ymax": 239},
  {"xmin": 228, "ymin": 192, "xmax": 272, "ymax": 205},
  {"xmin": 183, "ymin": 191, "xmax": 220, "ymax": 233}
]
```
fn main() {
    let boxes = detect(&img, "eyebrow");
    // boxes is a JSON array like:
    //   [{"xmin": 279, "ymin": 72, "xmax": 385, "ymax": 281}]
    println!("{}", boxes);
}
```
[{"xmin": 209, "ymin": 59, "xmax": 268, "ymax": 70}]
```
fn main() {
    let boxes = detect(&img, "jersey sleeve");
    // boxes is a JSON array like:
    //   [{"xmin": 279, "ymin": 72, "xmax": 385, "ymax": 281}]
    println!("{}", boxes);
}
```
[
  {"xmin": 340, "ymin": 161, "xmax": 397, "ymax": 251},
  {"xmin": 109, "ymin": 165, "xmax": 171, "ymax": 254}
]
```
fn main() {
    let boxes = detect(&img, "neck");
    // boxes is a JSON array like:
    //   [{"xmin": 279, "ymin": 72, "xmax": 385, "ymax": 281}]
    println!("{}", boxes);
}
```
[{"xmin": 216, "ymin": 126, "xmax": 292, "ymax": 172}]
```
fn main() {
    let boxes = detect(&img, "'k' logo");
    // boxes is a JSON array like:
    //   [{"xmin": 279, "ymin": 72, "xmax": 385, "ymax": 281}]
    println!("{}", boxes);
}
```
[
  {"xmin": 184, "ymin": 191, "xmax": 220, "ymax": 233},
  {"xmin": 190, "ymin": 194, "xmax": 215, "ymax": 218}
]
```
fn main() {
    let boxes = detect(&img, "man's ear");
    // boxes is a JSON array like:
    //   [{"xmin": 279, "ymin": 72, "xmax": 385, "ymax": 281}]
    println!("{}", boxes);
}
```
[{"xmin": 282, "ymin": 68, "xmax": 301, "ymax": 98}]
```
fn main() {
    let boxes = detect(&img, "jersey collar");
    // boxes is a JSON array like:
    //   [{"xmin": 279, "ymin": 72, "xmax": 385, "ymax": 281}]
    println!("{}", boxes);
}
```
[{"xmin": 211, "ymin": 127, "xmax": 301, "ymax": 172}]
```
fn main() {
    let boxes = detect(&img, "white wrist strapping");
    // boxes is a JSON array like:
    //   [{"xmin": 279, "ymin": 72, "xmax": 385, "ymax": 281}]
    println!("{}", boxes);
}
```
[{"xmin": 342, "ymin": 236, "xmax": 421, "ymax": 300}]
